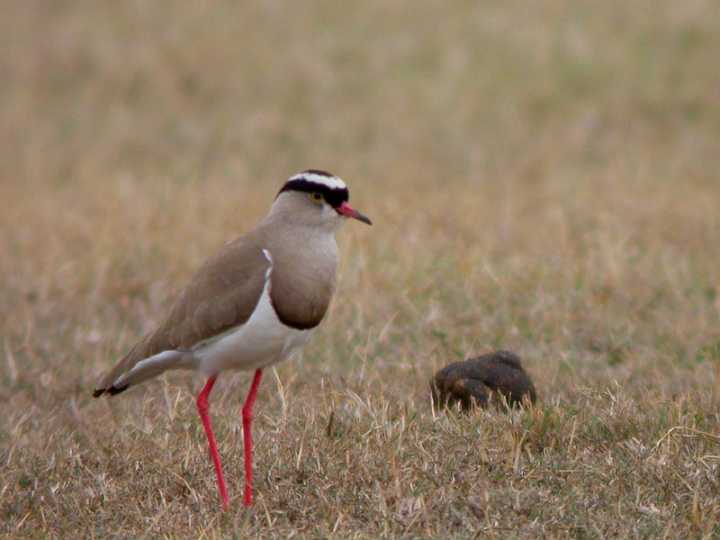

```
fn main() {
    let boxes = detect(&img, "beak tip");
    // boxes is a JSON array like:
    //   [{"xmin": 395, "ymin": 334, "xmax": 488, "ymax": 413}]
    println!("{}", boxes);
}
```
[{"xmin": 338, "ymin": 202, "xmax": 372, "ymax": 225}]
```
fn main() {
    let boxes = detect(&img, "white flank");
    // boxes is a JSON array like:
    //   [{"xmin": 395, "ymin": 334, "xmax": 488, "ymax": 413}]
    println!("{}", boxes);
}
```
[
  {"xmin": 262, "ymin": 248, "xmax": 273, "ymax": 276},
  {"xmin": 290, "ymin": 172, "xmax": 346, "ymax": 190}
]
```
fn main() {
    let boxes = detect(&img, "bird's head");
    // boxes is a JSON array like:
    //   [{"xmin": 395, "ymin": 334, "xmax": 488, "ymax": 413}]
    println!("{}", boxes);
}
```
[{"xmin": 273, "ymin": 170, "xmax": 372, "ymax": 230}]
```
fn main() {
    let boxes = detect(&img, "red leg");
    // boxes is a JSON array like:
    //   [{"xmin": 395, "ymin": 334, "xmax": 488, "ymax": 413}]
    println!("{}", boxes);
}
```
[
  {"xmin": 196, "ymin": 375, "xmax": 229, "ymax": 510},
  {"xmin": 242, "ymin": 369, "xmax": 263, "ymax": 507}
]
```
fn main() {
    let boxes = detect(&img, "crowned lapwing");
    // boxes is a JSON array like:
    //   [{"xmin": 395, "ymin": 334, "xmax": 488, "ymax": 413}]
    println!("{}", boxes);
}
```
[{"xmin": 93, "ymin": 170, "xmax": 371, "ymax": 509}]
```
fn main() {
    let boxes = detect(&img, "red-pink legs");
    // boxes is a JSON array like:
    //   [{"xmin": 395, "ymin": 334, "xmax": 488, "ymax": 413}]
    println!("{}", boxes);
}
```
[
  {"xmin": 242, "ymin": 369, "xmax": 263, "ymax": 507},
  {"xmin": 196, "ymin": 375, "xmax": 228, "ymax": 510},
  {"xmin": 196, "ymin": 369, "xmax": 263, "ymax": 510}
]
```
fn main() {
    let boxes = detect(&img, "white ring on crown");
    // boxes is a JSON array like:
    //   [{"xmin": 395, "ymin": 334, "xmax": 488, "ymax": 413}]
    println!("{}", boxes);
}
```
[{"xmin": 289, "ymin": 173, "xmax": 347, "ymax": 190}]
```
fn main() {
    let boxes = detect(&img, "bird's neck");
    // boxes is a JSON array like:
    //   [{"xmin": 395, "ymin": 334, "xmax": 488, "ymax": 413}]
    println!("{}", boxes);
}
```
[{"xmin": 258, "ymin": 217, "xmax": 338, "ymax": 274}]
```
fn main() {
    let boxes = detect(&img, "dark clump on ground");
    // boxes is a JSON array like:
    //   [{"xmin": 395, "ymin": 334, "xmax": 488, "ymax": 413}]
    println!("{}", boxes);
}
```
[{"xmin": 431, "ymin": 350, "xmax": 537, "ymax": 410}]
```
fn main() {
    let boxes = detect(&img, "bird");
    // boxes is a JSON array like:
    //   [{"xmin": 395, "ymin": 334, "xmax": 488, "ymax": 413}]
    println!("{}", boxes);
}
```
[
  {"xmin": 93, "ymin": 170, "xmax": 371, "ymax": 509},
  {"xmin": 431, "ymin": 350, "xmax": 536, "ymax": 410}
]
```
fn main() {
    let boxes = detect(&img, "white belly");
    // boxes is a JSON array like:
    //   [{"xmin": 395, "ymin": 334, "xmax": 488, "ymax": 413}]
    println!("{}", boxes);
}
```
[{"xmin": 194, "ymin": 282, "xmax": 313, "ymax": 375}]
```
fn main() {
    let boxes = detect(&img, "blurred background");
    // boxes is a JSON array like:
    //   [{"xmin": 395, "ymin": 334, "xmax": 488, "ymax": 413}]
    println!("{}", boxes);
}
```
[
  {"xmin": 1, "ymin": 1, "xmax": 719, "ymax": 536},
  {"xmin": 3, "ymin": 0, "xmax": 718, "ymax": 380},
  {"xmin": 4, "ymin": 1, "xmax": 718, "ymax": 190}
]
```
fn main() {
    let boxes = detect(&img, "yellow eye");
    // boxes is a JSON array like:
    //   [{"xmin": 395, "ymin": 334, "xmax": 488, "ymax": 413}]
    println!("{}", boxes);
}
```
[{"xmin": 311, "ymin": 192, "xmax": 323, "ymax": 202}]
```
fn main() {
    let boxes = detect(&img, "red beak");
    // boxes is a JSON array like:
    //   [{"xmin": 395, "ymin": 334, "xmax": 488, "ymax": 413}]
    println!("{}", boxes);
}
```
[{"xmin": 337, "ymin": 201, "xmax": 372, "ymax": 225}]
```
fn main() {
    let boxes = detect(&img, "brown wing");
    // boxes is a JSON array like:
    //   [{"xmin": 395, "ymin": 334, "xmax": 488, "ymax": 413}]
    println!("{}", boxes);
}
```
[{"xmin": 95, "ymin": 234, "xmax": 270, "ymax": 392}]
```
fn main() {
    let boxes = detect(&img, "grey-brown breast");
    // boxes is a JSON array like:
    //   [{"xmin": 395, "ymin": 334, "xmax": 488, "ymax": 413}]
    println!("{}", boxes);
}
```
[
  {"xmin": 260, "ymin": 226, "xmax": 338, "ymax": 331},
  {"xmin": 267, "ymin": 252, "xmax": 335, "ymax": 330}
]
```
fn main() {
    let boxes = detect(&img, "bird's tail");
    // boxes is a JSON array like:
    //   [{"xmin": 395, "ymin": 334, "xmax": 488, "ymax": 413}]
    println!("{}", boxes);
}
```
[{"xmin": 93, "ymin": 350, "xmax": 193, "ymax": 397}]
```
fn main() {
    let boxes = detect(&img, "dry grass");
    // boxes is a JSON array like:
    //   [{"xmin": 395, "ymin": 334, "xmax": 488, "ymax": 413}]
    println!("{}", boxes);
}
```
[{"xmin": 2, "ymin": 1, "xmax": 720, "ymax": 538}]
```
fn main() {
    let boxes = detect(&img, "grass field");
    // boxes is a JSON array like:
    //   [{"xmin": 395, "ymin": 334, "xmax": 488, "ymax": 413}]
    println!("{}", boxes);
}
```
[{"xmin": 2, "ymin": 1, "xmax": 720, "ymax": 537}]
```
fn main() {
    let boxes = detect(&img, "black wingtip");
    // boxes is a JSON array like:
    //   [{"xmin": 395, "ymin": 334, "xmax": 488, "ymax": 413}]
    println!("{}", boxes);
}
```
[
  {"xmin": 92, "ymin": 384, "xmax": 129, "ymax": 397},
  {"xmin": 108, "ymin": 384, "xmax": 129, "ymax": 396}
]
